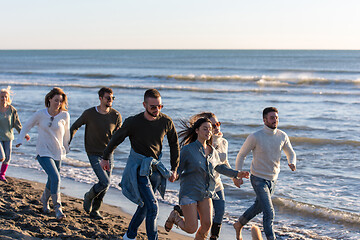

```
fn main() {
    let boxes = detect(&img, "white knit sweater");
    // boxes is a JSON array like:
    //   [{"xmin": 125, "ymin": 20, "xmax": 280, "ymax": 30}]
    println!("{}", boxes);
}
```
[
  {"xmin": 213, "ymin": 133, "xmax": 231, "ymax": 192},
  {"xmin": 235, "ymin": 125, "xmax": 296, "ymax": 181},
  {"xmin": 17, "ymin": 109, "xmax": 70, "ymax": 161}
]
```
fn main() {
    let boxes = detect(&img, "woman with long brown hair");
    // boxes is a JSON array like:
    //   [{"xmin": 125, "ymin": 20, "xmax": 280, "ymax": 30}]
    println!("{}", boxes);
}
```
[
  {"xmin": 164, "ymin": 117, "xmax": 248, "ymax": 240},
  {"xmin": 16, "ymin": 87, "xmax": 70, "ymax": 220}
]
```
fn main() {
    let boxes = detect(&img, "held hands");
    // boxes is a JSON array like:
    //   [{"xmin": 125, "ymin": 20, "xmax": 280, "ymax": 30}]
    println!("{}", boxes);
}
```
[
  {"xmin": 233, "ymin": 171, "xmax": 249, "ymax": 188},
  {"xmin": 237, "ymin": 171, "xmax": 250, "ymax": 179},
  {"xmin": 168, "ymin": 171, "xmax": 178, "ymax": 182},
  {"xmin": 15, "ymin": 134, "xmax": 31, "ymax": 147},
  {"xmin": 288, "ymin": 164, "xmax": 296, "ymax": 171},
  {"xmin": 100, "ymin": 159, "xmax": 110, "ymax": 171}
]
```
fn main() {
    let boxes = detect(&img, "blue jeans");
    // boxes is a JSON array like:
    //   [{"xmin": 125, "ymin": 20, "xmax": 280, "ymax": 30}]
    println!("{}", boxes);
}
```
[
  {"xmin": 239, "ymin": 175, "xmax": 277, "ymax": 240},
  {"xmin": 127, "ymin": 169, "xmax": 162, "ymax": 240},
  {"xmin": 0, "ymin": 141, "xmax": 12, "ymax": 164},
  {"xmin": 88, "ymin": 154, "xmax": 113, "ymax": 194},
  {"xmin": 212, "ymin": 189, "xmax": 225, "ymax": 224},
  {"xmin": 37, "ymin": 156, "xmax": 61, "ymax": 194}
]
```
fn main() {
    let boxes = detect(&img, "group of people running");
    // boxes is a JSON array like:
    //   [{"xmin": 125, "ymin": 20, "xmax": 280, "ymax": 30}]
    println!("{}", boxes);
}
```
[{"xmin": 1, "ymin": 86, "xmax": 296, "ymax": 240}]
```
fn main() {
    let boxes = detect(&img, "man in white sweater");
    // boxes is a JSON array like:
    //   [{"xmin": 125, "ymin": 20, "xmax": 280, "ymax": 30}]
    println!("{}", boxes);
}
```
[{"xmin": 233, "ymin": 107, "xmax": 296, "ymax": 240}]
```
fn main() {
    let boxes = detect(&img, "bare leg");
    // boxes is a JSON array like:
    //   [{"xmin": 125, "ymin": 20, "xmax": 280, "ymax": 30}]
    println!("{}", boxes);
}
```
[
  {"xmin": 233, "ymin": 221, "xmax": 243, "ymax": 240},
  {"xmin": 195, "ymin": 198, "xmax": 212, "ymax": 240},
  {"xmin": 179, "ymin": 202, "xmax": 198, "ymax": 234},
  {"xmin": 251, "ymin": 225, "xmax": 263, "ymax": 240}
]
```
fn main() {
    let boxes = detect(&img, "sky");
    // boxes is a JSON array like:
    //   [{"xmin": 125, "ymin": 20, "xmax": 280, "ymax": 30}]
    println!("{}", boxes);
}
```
[{"xmin": 1, "ymin": 0, "xmax": 359, "ymax": 50}]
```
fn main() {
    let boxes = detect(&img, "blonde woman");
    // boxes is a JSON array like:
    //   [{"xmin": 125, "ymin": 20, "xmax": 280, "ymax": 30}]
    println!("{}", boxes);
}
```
[
  {"xmin": 16, "ymin": 87, "xmax": 70, "ymax": 220},
  {"xmin": 0, "ymin": 86, "xmax": 30, "ymax": 182}
]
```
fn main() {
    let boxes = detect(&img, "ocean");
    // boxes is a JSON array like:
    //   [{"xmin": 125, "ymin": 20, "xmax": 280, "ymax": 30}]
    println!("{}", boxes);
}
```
[{"xmin": 0, "ymin": 50, "xmax": 359, "ymax": 239}]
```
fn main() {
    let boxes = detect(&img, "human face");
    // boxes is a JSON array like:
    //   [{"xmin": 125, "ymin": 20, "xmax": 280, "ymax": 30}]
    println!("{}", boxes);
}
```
[
  {"xmin": 210, "ymin": 117, "xmax": 221, "ymax": 135},
  {"xmin": 143, "ymin": 97, "xmax": 162, "ymax": 118},
  {"xmin": 263, "ymin": 111, "xmax": 279, "ymax": 129},
  {"xmin": 100, "ymin": 92, "xmax": 114, "ymax": 108},
  {"xmin": 196, "ymin": 122, "xmax": 213, "ymax": 143},
  {"xmin": 0, "ymin": 92, "xmax": 9, "ymax": 106},
  {"xmin": 49, "ymin": 94, "xmax": 63, "ymax": 110}
]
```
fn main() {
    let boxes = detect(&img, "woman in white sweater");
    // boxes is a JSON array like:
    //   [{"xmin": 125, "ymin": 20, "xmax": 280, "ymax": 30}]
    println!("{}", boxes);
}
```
[{"xmin": 16, "ymin": 87, "xmax": 70, "ymax": 220}]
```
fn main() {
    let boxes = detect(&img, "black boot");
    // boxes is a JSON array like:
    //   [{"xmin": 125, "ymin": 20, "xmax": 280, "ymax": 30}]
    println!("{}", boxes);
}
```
[
  {"xmin": 90, "ymin": 190, "xmax": 106, "ymax": 220},
  {"xmin": 209, "ymin": 222, "xmax": 222, "ymax": 240},
  {"xmin": 83, "ymin": 186, "xmax": 99, "ymax": 213},
  {"xmin": 174, "ymin": 205, "xmax": 183, "ymax": 216}
]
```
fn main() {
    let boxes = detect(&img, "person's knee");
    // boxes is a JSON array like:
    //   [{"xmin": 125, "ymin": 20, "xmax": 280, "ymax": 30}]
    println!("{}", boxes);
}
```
[
  {"xmin": 186, "ymin": 225, "xmax": 198, "ymax": 234},
  {"xmin": 146, "ymin": 199, "xmax": 159, "ymax": 218}
]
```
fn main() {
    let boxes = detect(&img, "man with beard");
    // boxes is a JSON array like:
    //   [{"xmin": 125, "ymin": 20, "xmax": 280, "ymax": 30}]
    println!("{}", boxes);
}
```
[
  {"xmin": 70, "ymin": 87, "xmax": 122, "ymax": 219},
  {"xmin": 101, "ymin": 89, "xmax": 179, "ymax": 240},
  {"xmin": 233, "ymin": 107, "xmax": 296, "ymax": 240}
]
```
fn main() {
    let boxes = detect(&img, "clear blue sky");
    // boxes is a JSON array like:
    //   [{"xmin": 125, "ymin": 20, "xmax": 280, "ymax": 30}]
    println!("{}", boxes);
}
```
[{"xmin": 1, "ymin": 0, "xmax": 359, "ymax": 49}]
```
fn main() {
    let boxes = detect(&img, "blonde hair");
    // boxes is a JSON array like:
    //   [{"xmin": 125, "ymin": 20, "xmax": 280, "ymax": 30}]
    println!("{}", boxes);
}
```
[
  {"xmin": 45, "ymin": 87, "xmax": 68, "ymax": 111},
  {"xmin": 0, "ymin": 86, "xmax": 13, "ymax": 105}
]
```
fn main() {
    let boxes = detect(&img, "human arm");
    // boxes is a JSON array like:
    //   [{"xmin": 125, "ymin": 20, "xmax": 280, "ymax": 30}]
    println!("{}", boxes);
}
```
[
  {"xmin": 167, "ymin": 119, "xmax": 180, "ymax": 171},
  {"xmin": 12, "ymin": 108, "xmax": 30, "ymax": 141},
  {"xmin": 69, "ymin": 111, "xmax": 87, "ymax": 143},
  {"xmin": 283, "ymin": 135, "xmax": 296, "ymax": 171},
  {"xmin": 235, "ymin": 134, "xmax": 256, "ymax": 171},
  {"xmin": 16, "ymin": 111, "xmax": 39, "ymax": 147},
  {"xmin": 102, "ymin": 117, "xmax": 130, "ymax": 161},
  {"xmin": 63, "ymin": 112, "xmax": 71, "ymax": 153}
]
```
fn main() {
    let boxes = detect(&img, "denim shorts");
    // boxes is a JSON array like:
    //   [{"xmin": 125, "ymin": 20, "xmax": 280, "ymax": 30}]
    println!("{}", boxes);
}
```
[{"xmin": 179, "ymin": 195, "xmax": 197, "ymax": 206}]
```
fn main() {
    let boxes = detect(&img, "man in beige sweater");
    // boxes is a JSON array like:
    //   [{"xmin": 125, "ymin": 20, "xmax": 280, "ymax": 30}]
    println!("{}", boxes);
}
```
[{"xmin": 233, "ymin": 107, "xmax": 296, "ymax": 240}]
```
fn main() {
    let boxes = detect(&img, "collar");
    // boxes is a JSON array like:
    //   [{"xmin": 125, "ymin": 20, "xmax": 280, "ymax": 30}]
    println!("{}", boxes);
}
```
[
  {"xmin": 212, "ymin": 132, "xmax": 223, "ymax": 145},
  {"xmin": 263, "ymin": 125, "xmax": 277, "ymax": 135}
]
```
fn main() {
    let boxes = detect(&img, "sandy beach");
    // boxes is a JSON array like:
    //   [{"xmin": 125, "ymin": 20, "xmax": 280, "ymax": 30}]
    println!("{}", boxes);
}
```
[{"xmin": 0, "ymin": 177, "xmax": 192, "ymax": 240}]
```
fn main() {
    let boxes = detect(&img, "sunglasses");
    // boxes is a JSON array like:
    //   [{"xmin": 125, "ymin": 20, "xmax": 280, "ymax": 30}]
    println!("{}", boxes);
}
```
[
  {"xmin": 212, "ymin": 122, "xmax": 221, "ymax": 128},
  {"xmin": 48, "ymin": 116, "xmax": 54, "ymax": 127},
  {"xmin": 104, "ymin": 96, "xmax": 115, "ymax": 101},
  {"xmin": 149, "ymin": 104, "xmax": 163, "ymax": 110}
]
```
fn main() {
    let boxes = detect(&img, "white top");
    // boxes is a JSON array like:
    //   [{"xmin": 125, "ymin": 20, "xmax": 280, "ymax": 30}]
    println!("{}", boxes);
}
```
[
  {"xmin": 17, "ymin": 109, "xmax": 70, "ymax": 161},
  {"xmin": 235, "ymin": 125, "xmax": 296, "ymax": 181},
  {"xmin": 212, "ymin": 133, "xmax": 231, "ymax": 192}
]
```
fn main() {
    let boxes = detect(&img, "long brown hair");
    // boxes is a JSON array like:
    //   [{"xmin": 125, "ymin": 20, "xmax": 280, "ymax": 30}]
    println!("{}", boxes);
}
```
[
  {"xmin": 45, "ymin": 87, "xmax": 68, "ymax": 111},
  {"xmin": 178, "ymin": 117, "xmax": 213, "ymax": 147}
]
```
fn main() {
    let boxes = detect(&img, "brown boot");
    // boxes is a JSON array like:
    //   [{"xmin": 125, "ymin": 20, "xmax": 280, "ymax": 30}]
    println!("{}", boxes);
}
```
[{"xmin": 165, "ymin": 209, "xmax": 185, "ymax": 232}]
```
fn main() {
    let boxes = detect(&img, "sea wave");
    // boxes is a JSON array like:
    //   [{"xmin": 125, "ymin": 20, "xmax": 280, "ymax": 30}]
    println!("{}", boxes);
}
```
[
  {"xmin": 227, "ymin": 133, "xmax": 360, "ymax": 147},
  {"xmin": 274, "ymin": 197, "xmax": 360, "ymax": 226},
  {"xmin": 151, "ymin": 73, "xmax": 360, "ymax": 86}
]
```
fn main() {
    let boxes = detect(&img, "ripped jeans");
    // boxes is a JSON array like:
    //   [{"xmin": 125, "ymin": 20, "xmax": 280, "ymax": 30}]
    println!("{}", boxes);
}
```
[{"xmin": 126, "ymin": 169, "xmax": 162, "ymax": 240}]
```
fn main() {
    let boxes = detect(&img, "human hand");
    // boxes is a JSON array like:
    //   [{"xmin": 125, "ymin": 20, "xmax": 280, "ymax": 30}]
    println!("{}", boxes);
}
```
[
  {"xmin": 16, "ymin": 143, "xmax": 22, "ymax": 148},
  {"xmin": 233, "ymin": 178, "xmax": 244, "ymax": 188},
  {"xmin": 25, "ymin": 134, "xmax": 30, "ymax": 141},
  {"xmin": 100, "ymin": 159, "xmax": 110, "ymax": 171},
  {"xmin": 168, "ymin": 171, "xmax": 178, "ymax": 182},
  {"xmin": 237, "ymin": 171, "xmax": 250, "ymax": 179},
  {"xmin": 289, "ymin": 164, "xmax": 296, "ymax": 171}
]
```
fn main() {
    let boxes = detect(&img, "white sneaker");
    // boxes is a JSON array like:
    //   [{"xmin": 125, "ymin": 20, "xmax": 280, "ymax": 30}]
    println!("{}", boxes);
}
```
[{"xmin": 122, "ymin": 232, "xmax": 135, "ymax": 240}]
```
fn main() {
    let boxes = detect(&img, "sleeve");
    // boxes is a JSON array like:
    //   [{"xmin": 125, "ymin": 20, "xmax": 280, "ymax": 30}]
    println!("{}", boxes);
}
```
[
  {"xmin": 115, "ymin": 112, "xmax": 122, "ymax": 132},
  {"xmin": 63, "ymin": 112, "xmax": 71, "ymax": 153},
  {"xmin": 220, "ymin": 138, "xmax": 231, "ymax": 167},
  {"xmin": 177, "ymin": 147, "xmax": 188, "ymax": 176},
  {"xmin": 69, "ymin": 110, "xmax": 87, "ymax": 142},
  {"xmin": 16, "ymin": 111, "xmax": 40, "ymax": 145},
  {"xmin": 167, "ymin": 119, "xmax": 180, "ymax": 171},
  {"xmin": 214, "ymin": 164, "xmax": 238, "ymax": 178},
  {"xmin": 235, "ymin": 133, "xmax": 256, "ymax": 171},
  {"xmin": 102, "ymin": 117, "xmax": 130, "ymax": 160},
  {"xmin": 282, "ymin": 134, "xmax": 296, "ymax": 166},
  {"xmin": 12, "ymin": 108, "xmax": 23, "ymax": 133},
  {"xmin": 213, "ymin": 149, "xmax": 238, "ymax": 178}
]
